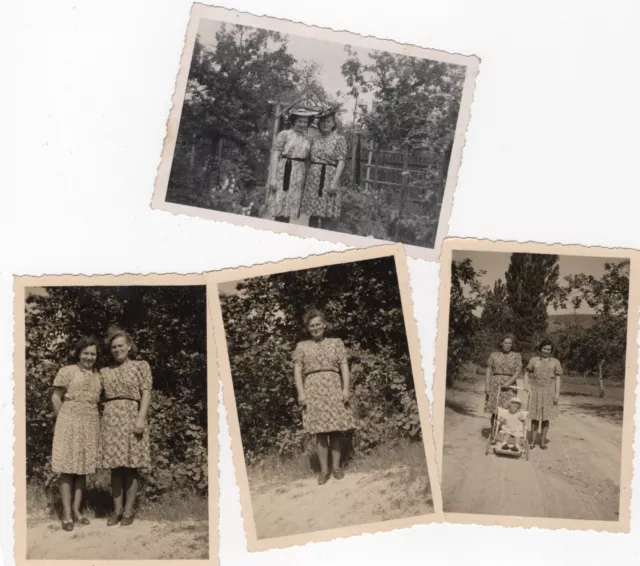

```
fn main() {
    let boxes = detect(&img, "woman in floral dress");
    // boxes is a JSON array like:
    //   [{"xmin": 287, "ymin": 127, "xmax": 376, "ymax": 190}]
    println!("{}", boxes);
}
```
[
  {"xmin": 485, "ymin": 334, "xmax": 522, "ymax": 435},
  {"xmin": 99, "ymin": 327, "xmax": 152, "ymax": 526},
  {"xmin": 51, "ymin": 336, "xmax": 102, "ymax": 531},
  {"xmin": 293, "ymin": 308, "xmax": 356, "ymax": 485},
  {"xmin": 525, "ymin": 339, "xmax": 562, "ymax": 450},
  {"xmin": 300, "ymin": 106, "xmax": 347, "ymax": 229},
  {"xmin": 266, "ymin": 107, "xmax": 316, "ymax": 223}
]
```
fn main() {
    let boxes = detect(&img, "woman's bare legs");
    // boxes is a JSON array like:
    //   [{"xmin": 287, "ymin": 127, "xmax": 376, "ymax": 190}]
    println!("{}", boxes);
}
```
[
  {"xmin": 329, "ymin": 432, "xmax": 342, "ymax": 472},
  {"xmin": 58, "ymin": 473, "xmax": 73, "ymax": 522},
  {"xmin": 110, "ymin": 468, "xmax": 124, "ymax": 515},
  {"xmin": 316, "ymin": 433, "xmax": 329, "ymax": 474},
  {"xmin": 530, "ymin": 419, "xmax": 539, "ymax": 448},
  {"xmin": 72, "ymin": 474, "xmax": 86, "ymax": 518},
  {"xmin": 123, "ymin": 468, "xmax": 139, "ymax": 517},
  {"xmin": 540, "ymin": 420, "xmax": 550, "ymax": 448}
]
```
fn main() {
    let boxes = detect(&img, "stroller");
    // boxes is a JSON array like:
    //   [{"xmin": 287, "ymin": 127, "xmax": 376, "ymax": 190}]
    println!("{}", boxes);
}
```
[{"xmin": 485, "ymin": 386, "xmax": 531, "ymax": 461}]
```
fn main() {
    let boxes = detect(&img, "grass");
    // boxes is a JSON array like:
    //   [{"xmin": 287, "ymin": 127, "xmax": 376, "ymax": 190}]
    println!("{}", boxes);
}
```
[
  {"xmin": 27, "ymin": 477, "xmax": 208, "ymax": 523},
  {"xmin": 247, "ymin": 437, "xmax": 430, "ymax": 493}
]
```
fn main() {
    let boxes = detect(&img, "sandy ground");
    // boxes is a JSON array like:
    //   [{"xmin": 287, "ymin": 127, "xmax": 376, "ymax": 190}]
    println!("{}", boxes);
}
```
[
  {"xmin": 250, "ymin": 465, "xmax": 433, "ymax": 539},
  {"xmin": 26, "ymin": 518, "xmax": 209, "ymax": 560},
  {"xmin": 442, "ymin": 375, "xmax": 623, "ymax": 520}
]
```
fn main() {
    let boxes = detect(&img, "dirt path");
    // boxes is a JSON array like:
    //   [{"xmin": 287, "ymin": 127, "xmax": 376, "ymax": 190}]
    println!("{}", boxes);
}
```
[
  {"xmin": 26, "ymin": 518, "xmax": 208, "ymax": 559},
  {"xmin": 250, "ymin": 466, "xmax": 433, "ymax": 539},
  {"xmin": 442, "ymin": 378, "xmax": 622, "ymax": 520}
]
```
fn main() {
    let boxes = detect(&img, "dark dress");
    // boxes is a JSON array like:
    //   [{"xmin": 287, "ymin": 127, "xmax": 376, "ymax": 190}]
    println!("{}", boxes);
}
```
[{"xmin": 484, "ymin": 351, "xmax": 522, "ymax": 414}]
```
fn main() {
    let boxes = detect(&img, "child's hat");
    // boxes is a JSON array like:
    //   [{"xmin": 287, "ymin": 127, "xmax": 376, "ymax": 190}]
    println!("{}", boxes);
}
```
[{"xmin": 510, "ymin": 397, "xmax": 522, "ymax": 405}]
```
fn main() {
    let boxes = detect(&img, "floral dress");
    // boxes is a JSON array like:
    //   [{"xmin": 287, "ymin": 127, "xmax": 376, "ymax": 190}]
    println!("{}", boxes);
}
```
[
  {"xmin": 293, "ymin": 338, "xmax": 356, "ymax": 434},
  {"xmin": 99, "ymin": 360, "xmax": 152, "ymax": 469},
  {"xmin": 267, "ymin": 129, "xmax": 311, "ymax": 219},
  {"xmin": 51, "ymin": 365, "xmax": 102, "ymax": 475},
  {"xmin": 526, "ymin": 356, "xmax": 562, "ymax": 421},
  {"xmin": 484, "ymin": 351, "xmax": 522, "ymax": 414},
  {"xmin": 301, "ymin": 131, "xmax": 347, "ymax": 219}
]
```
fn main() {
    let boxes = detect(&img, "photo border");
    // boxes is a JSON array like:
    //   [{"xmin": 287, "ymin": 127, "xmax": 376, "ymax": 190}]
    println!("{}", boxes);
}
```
[
  {"xmin": 432, "ymin": 238, "xmax": 639, "ymax": 532},
  {"xmin": 208, "ymin": 243, "xmax": 444, "ymax": 551},
  {"xmin": 152, "ymin": 3, "xmax": 480, "ymax": 261},
  {"xmin": 12, "ymin": 273, "xmax": 219, "ymax": 566}
]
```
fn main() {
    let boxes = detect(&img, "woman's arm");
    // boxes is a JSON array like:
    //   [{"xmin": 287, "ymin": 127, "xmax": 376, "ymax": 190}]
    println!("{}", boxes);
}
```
[
  {"xmin": 554, "ymin": 361, "xmax": 562, "ymax": 404},
  {"xmin": 485, "ymin": 356, "xmax": 493, "ymax": 396},
  {"xmin": 502, "ymin": 364, "xmax": 522, "ymax": 389},
  {"xmin": 340, "ymin": 361, "xmax": 351, "ymax": 404},
  {"xmin": 329, "ymin": 159, "xmax": 345, "ymax": 194},
  {"xmin": 51, "ymin": 388, "xmax": 64, "ymax": 418},
  {"xmin": 134, "ymin": 390, "xmax": 151, "ymax": 433},
  {"xmin": 294, "ymin": 364, "xmax": 305, "ymax": 407}
]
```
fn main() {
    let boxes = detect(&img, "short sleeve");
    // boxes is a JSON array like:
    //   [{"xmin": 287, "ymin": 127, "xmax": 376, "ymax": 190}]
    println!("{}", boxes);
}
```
[
  {"xmin": 525, "ymin": 357, "xmax": 536, "ymax": 372},
  {"xmin": 292, "ymin": 342, "xmax": 304, "ymax": 366},
  {"xmin": 335, "ymin": 339, "xmax": 348, "ymax": 365},
  {"xmin": 52, "ymin": 366, "xmax": 72, "ymax": 389},
  {"xmin": 514, "ymin": 353, "xmax": 523, "ymax": 369},
  {"xmin": 137, "ymin": 361, "xmax": 153, "ymax": 392},
  {"xmin": 554, "ymin": 359, "xmax": 563, "ymax": 376},
  {"xmin": 335, "ymin": 135, "xmax": 347, "ymax": 161},
  {"xmin": 274, "ymin": 130, "xmax": 288, "ymax": 153}
]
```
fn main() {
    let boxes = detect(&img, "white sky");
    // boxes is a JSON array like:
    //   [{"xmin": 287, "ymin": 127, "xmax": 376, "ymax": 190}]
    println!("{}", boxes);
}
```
[{"xmin": 196, "ymin": 18, "xmax": 378, "ymax": 119}]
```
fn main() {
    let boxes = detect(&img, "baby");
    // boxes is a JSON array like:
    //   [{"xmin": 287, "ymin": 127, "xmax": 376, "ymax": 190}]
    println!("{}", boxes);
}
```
[{"xmin": 497, "ymin": 398, "xmax": 528, "ymax": 452}]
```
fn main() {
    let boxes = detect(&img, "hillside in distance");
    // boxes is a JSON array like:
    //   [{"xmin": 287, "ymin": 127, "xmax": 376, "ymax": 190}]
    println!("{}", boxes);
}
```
[{"xmin": 548, "ymin": 313, "xmax": 596, "ymax": 331}]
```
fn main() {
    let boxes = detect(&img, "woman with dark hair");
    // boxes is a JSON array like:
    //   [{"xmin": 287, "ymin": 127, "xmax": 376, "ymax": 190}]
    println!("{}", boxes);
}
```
[
  {"xmin": 293, "ymin": 308, "xmax": 355, "ymax": 485},
  {"xmin": 99, "ymin": 327, "xmax": 152, "ymax": 526},
  {"xmin": 266, "ymin": 107, "xmax": 317, "ymax": 223},
  {"xmin": 485, "ymin": 334, "xmax": 522, "ymax": 435},
  {"xmin": 525, "ymin": 338, "xmax": 562, "ymax": 450},
  {"xmin": 300, "ymin": 105, "xmax": 347, "ymax": 229},
  {"xmin": 51, "ymin": 335, "xmax": 102, "ymax": 531}
]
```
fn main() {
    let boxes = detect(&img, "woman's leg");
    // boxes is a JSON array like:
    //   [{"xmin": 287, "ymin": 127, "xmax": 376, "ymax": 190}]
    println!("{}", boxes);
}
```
[
  {"xmin": 309, "ymin": 215, "xmax": 322, "ymax": 229},
  {"xmin": 316, "ymin": 433, "xmax": 329, "ymax": 474},
  {"xmin": 540, "ymin": 420, "xmax": 550, "ymax": 448},
  {"xmin": 58, "ymin": 473, "xmax": 73, "ymax": 521},
  {"xmin": 72, "ymin": 474, "xmax": 86, "ymax": 518},
  {"xmin": 110, "ymin": 468, "xmax": 124, "ymax": 515},
  {"xmin": 329, "ymin": 432, "xmax": 343, "ymax": 476},
  {"xmin": 123, "ymin": 468, "xmax": 139, "ymax": 518},
  {"xmin": 274, "ymin": 215, "xmax": 290, "ymax": 223},
  {"xmin": 530, "ymin": 420, "xmax": 539, "ymax": 447}
]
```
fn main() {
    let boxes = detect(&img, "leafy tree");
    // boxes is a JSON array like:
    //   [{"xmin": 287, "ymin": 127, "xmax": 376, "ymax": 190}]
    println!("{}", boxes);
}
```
[
  {"xmin": 25, "ymin": 286, "xmax": 207, "ymax": 500},
  {"xmin": 339, "ymin": 46, "xmax": 371, "ymax": 128},
  {"xmin": 505, "ymin": 253, "xmax": 560, "ymax": 353},
  {"xmin": 220, "ymin": 257, "xmax": 422, "ymax": 461},
  {"xmin": 447, "ymin": 259, "xmax": 485, "ymax": 387}
]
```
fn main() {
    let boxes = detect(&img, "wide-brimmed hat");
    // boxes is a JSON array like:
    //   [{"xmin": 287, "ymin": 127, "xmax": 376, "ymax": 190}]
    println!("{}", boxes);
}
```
[
  {"xmin": 509, "ymin": 397, "xmax": 522, "ymax": 406},
  {"xmin": 316, "ymin": 104, "xmax": 341, "ymax": 119},
  {"xmin": 287, "ymin": 106, "xmax": 318, "ymax": 121}
]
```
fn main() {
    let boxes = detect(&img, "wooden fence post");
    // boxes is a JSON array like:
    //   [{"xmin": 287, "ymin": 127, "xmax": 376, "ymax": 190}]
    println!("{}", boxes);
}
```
[
  {"xmin": 365, "ymin": 140, "xmax": 373, "ymax": 190},
  {"xmin": 373, "ymin": 145, "xmax": 380, "ymax": 192},
  {"xmin": 265, "ymin": 102, "xmax": 281, "ymax": 204},
  {"xmin": 394, "ymin": 149, "xmax": 410, "ymax": 240},
  {"xmin": 350, "ymin": 131, "xmax": 358, "ymax": 181}
]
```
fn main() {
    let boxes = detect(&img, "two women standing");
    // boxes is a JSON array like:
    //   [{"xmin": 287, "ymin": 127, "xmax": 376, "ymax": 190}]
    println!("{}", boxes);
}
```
[
  {"xmin": 267, "ymin": 105, "xmax": 347, "ymax": 229},
  {"xmin": 50, "ymin": 328, "xmax": 152, "ymax": 531}
]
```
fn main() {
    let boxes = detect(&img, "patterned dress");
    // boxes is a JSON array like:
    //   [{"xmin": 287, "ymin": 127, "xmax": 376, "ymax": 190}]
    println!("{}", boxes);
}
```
[
  {"xmin": 301, "ymin": 131, "xmax": 347, "ymax": 219},
  {"xmin": 99, "ymin": 360, "xmax": 152, "ymax": 469},
  {"xmin": 51, "ymin": 365, "xmax": 102, "ymax": 475},
  {"xmin": 526, "ymin": 356, "xmax": 562, "ymax": 421},
  {"xmin": 484, "ymin": 351, "xmax": 522, "ymax": 414},
  {"xmin": 267, "ymin": 129, "xmax": 311, "ymax": 219},
  {"xmin": 293, "ymin": 338, "xmax": 356, "ymax": 434}
]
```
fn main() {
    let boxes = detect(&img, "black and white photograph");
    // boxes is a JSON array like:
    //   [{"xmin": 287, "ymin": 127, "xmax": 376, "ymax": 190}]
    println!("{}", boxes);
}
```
[
  {"xmin": 434, "ymin": 240, "xmax": 638, "ymax": 531},
  {"xmin": 153, "ymin": 5, "xmax": 478, "ymax": 260},
  {"xmin": 14, "ymin": 276, "xmax": 215, "ymax": 562},
  {"xmin": 211, "ymin": 246, "xmax": 441, "ymax": 550}
]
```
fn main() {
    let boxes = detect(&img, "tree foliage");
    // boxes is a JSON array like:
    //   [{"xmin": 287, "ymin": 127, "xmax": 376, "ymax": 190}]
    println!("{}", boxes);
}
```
[
  {"xmin": 25, "ymin": 286, "xmax": 207, "ymax": 500},
  {"xmin": 220, "ymin": 257, "xmax": 422, "ymax": 462}
]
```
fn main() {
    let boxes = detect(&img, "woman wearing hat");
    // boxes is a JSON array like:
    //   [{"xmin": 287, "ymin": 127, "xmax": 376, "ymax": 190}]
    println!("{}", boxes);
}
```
[
  {"xmin": 266, "ymin": 107, "xmax": 316, "ymax": 223},
  {"xmin": 301, "ymin": 105, "xmax": 347, "ymax": 229}
]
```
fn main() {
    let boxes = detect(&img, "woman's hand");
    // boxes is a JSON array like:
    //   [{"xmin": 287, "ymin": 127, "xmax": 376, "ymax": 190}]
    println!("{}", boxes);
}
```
[
  {"xmin": 297, "ymin": 393, "xmax": 307, "ymax": 409},
  {"xmin": 133, "ymin": 418, "xmax": 146, "ymax": 435},
  {"xmin": 267, "ymin": 178, "xmax": 277, "ymax": 190},
  {"xmin": 342, "ymin": 390, "xmax": 351, "ymax": 405},
  {"xmin": 327, "ymin": 182, "xmax": 340, "ymax": 196},
  {"xmin": 553, "ymin": 394, "xmax": 560, "ymax": 405}
]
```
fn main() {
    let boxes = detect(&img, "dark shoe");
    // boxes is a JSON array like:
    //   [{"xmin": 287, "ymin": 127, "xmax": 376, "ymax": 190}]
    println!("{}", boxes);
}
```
[
  {"xmin": 501, "ymin": 444, "xmax": 510, "ymax": 450},
  {"xmin": 107, "ymin": 513, "xmax": 123, "ymax": 527},
  {"xmin": 61, "ymin": 519, "xmax": 74, "ymax": 532},
  {"xmin": 73, "ymin": 512, "xmax": 90, "ymax": 525},
  {"xmin": 333, "ymin": 468, "xmax": 345, "ymax": 480},
  {"xmin": 317, "ymin": 472, "xmax": 331, "ymax": 486},
  {"xmin": 541, "ymin": 444, "xmax": 548, "ymax": 450},
  {"xmin": 510, "ymin": 445, "xmax": 519, "ymax": 453},
  {"xmin": 121, "ymin": 514, "xmax": 135, "ymax": 527}
]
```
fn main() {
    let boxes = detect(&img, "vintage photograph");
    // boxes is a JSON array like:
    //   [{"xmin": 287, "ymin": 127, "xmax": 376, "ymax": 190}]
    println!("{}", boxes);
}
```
[
  {"xmin": 153, "ymin": 5, "xmax": 478, "ymax": 260},
  {"xmin": 210, "ymin": 246, "xmax": 441, "ymax": 550},
  {"xmin": 434, "ymin": 240, "xmax": 638, "ymax": 531},
  {"xmin": 14, "ymin": 277, "xmax": 215, "ymax": 563}
]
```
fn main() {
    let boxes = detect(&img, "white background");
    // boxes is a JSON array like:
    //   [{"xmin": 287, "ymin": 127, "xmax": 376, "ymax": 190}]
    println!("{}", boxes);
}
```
[{"xmin": 2, "ymin": 0, "xmax": 640, "ymax": 564}]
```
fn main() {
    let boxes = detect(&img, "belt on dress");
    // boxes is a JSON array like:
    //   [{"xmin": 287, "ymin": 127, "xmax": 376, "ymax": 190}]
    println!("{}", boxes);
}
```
[
  {"xmin": 105, "ymin": 396, "xmax": 139, "ymax": 404},
  {"xmin": 64, "ymin": 399, "xmax": 96, "ymax": 405},
  {"xmin": 311, "ymin": 160, "xmax": 338, "ymax": 196},
  {"xmin": 304, "ymin": 369, "xmax": 340, "ymax": 377},
  {"xmin": 281, "ymin": 156, "xmax": 306, "ymax": 192}
]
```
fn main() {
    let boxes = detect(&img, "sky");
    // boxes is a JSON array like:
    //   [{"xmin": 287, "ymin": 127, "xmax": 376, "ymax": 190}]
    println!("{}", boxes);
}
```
[
  {"xmin": 452, "ymin": 251, "xmax": 627, "ymax": 315},
  {"xmin": 196, "ymin": 18, "xmax": 378, "ymax": 119}
]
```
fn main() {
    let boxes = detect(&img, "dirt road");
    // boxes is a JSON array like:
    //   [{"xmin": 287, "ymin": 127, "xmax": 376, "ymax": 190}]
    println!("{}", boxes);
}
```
[
  {"xmin": 250, "ymin": 465, "xmax": 433, "ymax": 539},
  {"xmin": 26, "ymin": 518, "xmax": 208, "ymax": 560},
  {"xmin": 442, "ymin": 377, "xmax": 623, "ymax": 520}
]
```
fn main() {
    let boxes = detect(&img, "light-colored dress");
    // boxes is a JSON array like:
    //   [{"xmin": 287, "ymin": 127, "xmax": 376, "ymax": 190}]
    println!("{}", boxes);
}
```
[
  {"xmin": 301, "ymin": 131, "xmax": 347, "ymax": 219},
  {"xmin": 99, "ymin": 360, "xmax": 152, "ymax": 469},
  {"xmin": 51, "ymin": 365, "xmax": 102, "ymax": 475},
  {"xmin": 293, "ymin": 338, "xmax": 356, "ymax": 434},
  {"xmin": 268, "ymin": 129, "xmax": 311, "ymax": 219},
  {"xmin": 484, "ymin": 351, "xmax": 522, "ymax": 414},
  {"xmin": 526, "ymin": 356, "xmax": 562, "ymax": 421}
]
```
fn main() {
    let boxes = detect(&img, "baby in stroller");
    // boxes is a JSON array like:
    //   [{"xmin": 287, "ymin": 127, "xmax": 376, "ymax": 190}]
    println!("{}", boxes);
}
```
[{"xmin": 496, "ymin": 397, "xmax": 528, "ymax": 453}]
